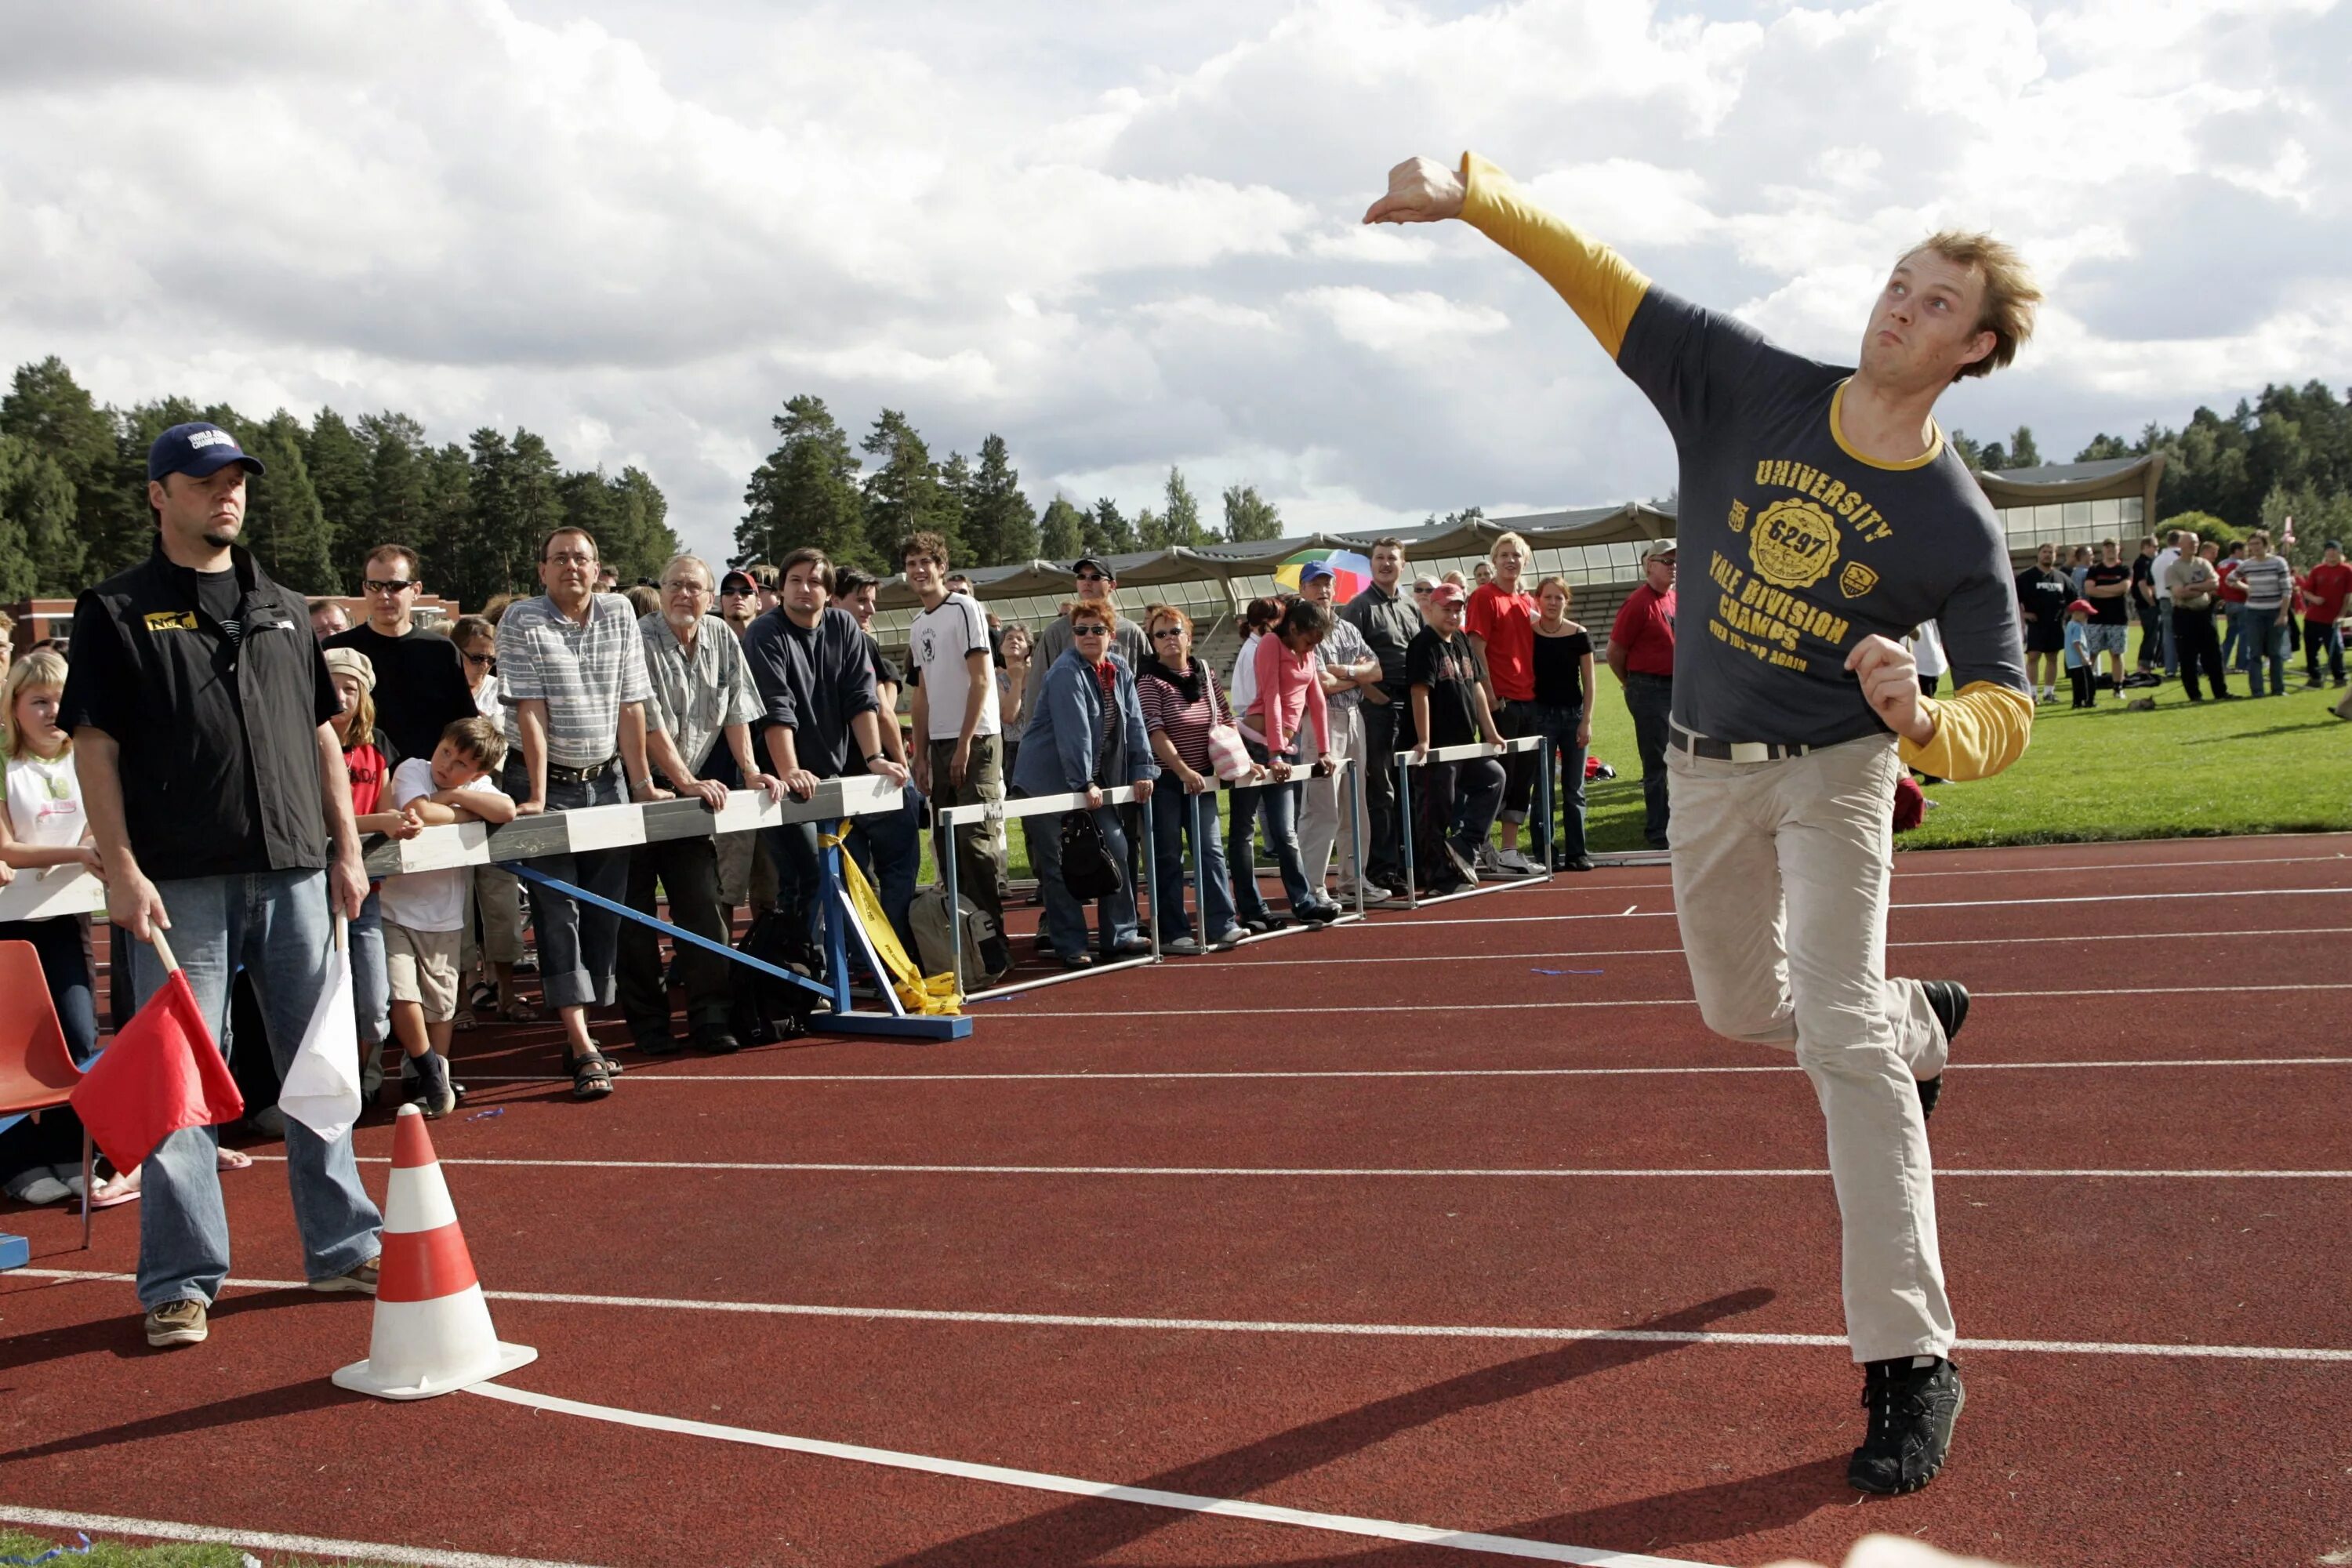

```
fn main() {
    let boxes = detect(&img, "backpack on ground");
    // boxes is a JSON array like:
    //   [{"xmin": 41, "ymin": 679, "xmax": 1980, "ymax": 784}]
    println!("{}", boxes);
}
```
[
  {"xmin": 911, "ymin": 887, "xmax": 1011, "ymax": 985},
  {"xmin": 730, "ymin": 908, "xmax": 822, "ymax": 1044}
]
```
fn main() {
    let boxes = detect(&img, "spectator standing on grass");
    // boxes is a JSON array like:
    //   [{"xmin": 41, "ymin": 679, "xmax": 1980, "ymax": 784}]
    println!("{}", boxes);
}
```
[
  {"xmin": 1023, "ymin": 557, "xmax": 1149, "ymax": 716},
  {"xmin": 619, "ymin": 555, "xmax": 779, "ymax": 1057},
  {"xmin": 2062, "ymin": 601, "xmax": 2096, "ymax": 708},
  {"xmin": 2300, "ymin": 542, "xmax": 2350, "ymax": 688},
  {"xmin": 62, "ymin": 421, "xmax": 382, "ymax": 1348},
  {"xmin": 740, "ymin": 549, "xmax": 908, "ymax": 968},
  {"xmin": 2232, "ymin": 530, "xmax": 2293, "ymax": 698},
  {"xmin": 2216, "ymin": 540, "xmax": 2249, "ymax": 668},
  {"xmin": 323, "ymin": 648, "xmax": 402, "ymax": 1105},
  {"xmin": 1341, "ymin": 539, "xmax": 1422, "ymax": 899},
  {"xmin": 1408, "ymin": 581, "xmax": 1508, "ymax": 893},
  {"xmin": 1009, "ymin": 604, "xmax": 1155, "ymax": 967},
  {"xmin": 379, "ymin": 719, "xmax": 514, "ymax": 1116},
  {"xmin": 904, "ymin": 533, "xmax": 1007, "ymax": 931},
  {"xmin": 1606, "ymin": 539, "xmax": 1676, "ymax": 851},
  {"xmin": 327, "ymin": 545, "xmax": 478, "ymax": 764},
  {"xmin": 495, "ymin": 525, "xmax": 664, "ymax": 1101},
  {"xmin": 2152, "ymin": 530, "xmax": 2185, "ymax": 677},
  {"xmin": 1236, "ymin": 598, "xmax": 1343, "ymax": 927},
  {"xmin": 1465, "ymin": 532, "xmax": 1544, "ymax": 877},
  {"xmin": 2130, "ymin": 536, "xmax": 2163, "ymax": 675},
  {"xmin": 2013, "ymin": 542, "xmax": 2071, "ymax": 704},
  {"xmin": 0, "ymin": 649, "xmax": 101, "ymax": 1207},
  {"xmin": 997, "ymin": 625, "xmax": 1033, "ymax": 779},
  {"xmin": 2081, "ymin": 538, "xmax": 2132, "ymax": 698},
  {"xmin": 2164, "ymin": 532, "xmax": 2234, "ymax": 702},
  {"xmin": 2066, "ymin": 544, "xmax": 2092, "ymax": 594},
  {"xmin": 1137, "ymin": 605, "xmax": 1245, "ymax": 954},
  {"xmin": 1530, "ymin": 576, "xmax": 1595, "ymax": 872},
  {"xmin": 1296, "ymin": 561, "xmax": 1389, "ymax": 904}
]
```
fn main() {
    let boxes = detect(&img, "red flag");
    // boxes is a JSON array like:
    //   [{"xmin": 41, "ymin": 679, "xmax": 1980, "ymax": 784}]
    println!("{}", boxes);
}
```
[{"xmin": 69, "ymin": 970, "xmax": 244, "ymax": 1173}]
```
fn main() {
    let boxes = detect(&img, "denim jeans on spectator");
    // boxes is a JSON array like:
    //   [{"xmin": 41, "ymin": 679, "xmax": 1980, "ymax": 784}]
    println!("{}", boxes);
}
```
[
  {"xmin": 2237, "ymin": 606, "xmax": 2287, "ymax": 695},
  {"xmin": 2157, "ymin": 601, "xmax": 2179, "ymax": 676},
  {"xmin": 2220, "ymin": 605, "xmax": 2242, "ymax": 666},
  {"xmin": 1018, "ymin": 797, "xmax": 1138, "ymax": 959},
  {"xmin": 2306, "ymin": 619, "xmax": 2346, "ymax": 684},
  {"xmin": 763, "ymin": 819, "xmax": 826, "ymax": 970},
  {"xmin": 1414, "ymin": 754, "xmax": 1506, "ymax": 881},
  {"xmin": 1228, "ymin": 740, "xmax": 1315, "ymax": 917},
  {"xmin": 1622, "ymin": 673, "xmax": 1674, "ymax": 849},
  {"xmin": 848, "ymin": 782, "xmax": 924, "ymax": 956},
  {"xmin": 1533, "ymin": 700, "xmax": 1588, "ymax": 862},
  {"xmin": 1151, "ymin": 785, "xmax": 1236, "ymax": 942},
  {"xmin": 348, "ymin": 885, "xmax": 388, "ymax": 1095},
  {"xmin": 1494, "ymin": 698, "xmax": 1540, "ymax": 826},
  {"xmin": 126, "ymin": 869, "xmax": 382, "ymax": 1309},
  {"xmin": 503, "ymin": 761, "xmax": 630, "ymax": 1009},
  {"xmin": 2135, "ymin": 598, "xmax": 2165, "ymax": 670},
  {"xmin": 1357, "ymin": 699, "xmax": 1408, "ymax": 889}
]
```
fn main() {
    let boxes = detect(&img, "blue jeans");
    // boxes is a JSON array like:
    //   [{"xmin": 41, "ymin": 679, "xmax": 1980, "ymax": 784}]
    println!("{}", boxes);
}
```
[
  {"xmin": 1533, "ymin": 700, "xmax": 1588, "ymax": 862},
  {"xmin": 762, "ymin": 820, "xmax": 827, "ymax": 971},
  {"xmin": 846, "ymin": 783, "xmax": 923, "ymax": 956},
  {"xmin": 1151, "ymin": 786, "xmax": 1237, "ymax": 942},
  {"xmin": 504, "ymin": 762, "xmax": 630, "ymax": 1009},
  {"xmin": 2307, "ymin": 619, "xmax": 2345, "ymax": 684},
  {"xmin": 1019, "ymin": 800, "xmax": 1138, "ymax": 959},
  {"xmin": 1228, "ymin": 740, "xmax": 1315, "ymax": 916},
  {"xmin": 2237, "ymin": 607, "xmax": 2288, "ymax": 695},
  {"xmin": 128, "ymin": 869, "xmax": 383, "ymax": 1308},
  {"xmin": 350, "ymin": 887, "xmax": 387, "ymax": 1048}
]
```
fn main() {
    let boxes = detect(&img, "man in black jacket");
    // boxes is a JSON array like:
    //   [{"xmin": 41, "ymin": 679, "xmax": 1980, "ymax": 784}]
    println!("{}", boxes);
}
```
[{"xmin": 62, "ymin": 422, "xmax": 383, "ymax": 1351}]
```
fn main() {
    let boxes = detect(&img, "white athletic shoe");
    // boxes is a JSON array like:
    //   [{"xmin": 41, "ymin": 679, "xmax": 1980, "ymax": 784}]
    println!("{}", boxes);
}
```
[{"xmin": 1490, "ymin": 847, "xmax": 1541, "ymax": 877}]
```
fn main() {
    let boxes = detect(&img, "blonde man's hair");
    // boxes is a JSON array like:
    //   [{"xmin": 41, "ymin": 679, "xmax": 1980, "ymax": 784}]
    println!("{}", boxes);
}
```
[
  {"xmin": 1, "ymin": 648, "xmax": 70, "ymax": 760},
  {"xmin": 1910, "ymin": 230, "xmax": 2041, "ymax": 382},
  {"xmin": 1490, "ymin": 532, "xmax": 1530, "ymax": 562}
]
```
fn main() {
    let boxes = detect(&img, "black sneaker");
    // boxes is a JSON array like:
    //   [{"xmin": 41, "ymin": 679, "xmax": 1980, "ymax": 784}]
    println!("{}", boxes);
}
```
[
  {"xmin": 691, "ymin": 1025, "xmax": 742, "ymax": 1056},
  {"xmin": 412, "ymin": 1051, "xmax": 457, "ymax": 1119},
  {"xmin": 635, "ymin": 1031, "xmax": 688, "ymax": 1058},
  {"xmin": 1848, "ymin": 1356, "xmax": 1965, "ymax": 1494},
  {"xmin": 1916, "ymin": 981, "xmax": 1967, "ymax": 1119}
]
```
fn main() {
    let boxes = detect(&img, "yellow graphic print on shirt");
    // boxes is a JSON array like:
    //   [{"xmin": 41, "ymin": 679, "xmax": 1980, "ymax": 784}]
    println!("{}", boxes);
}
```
[{"xmin": 1749, "ymin": 498, "xmax": 1840, "ymax": 591}]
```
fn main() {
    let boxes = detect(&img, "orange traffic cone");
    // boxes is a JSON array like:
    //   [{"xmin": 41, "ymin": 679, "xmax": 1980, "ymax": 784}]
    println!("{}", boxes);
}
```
[{"xmin": 332, "ymin": 1102, "xmax": 536, "ymax": 1400}]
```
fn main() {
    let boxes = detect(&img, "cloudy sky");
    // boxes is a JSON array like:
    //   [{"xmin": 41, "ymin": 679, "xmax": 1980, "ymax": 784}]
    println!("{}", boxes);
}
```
[{"xmin": 5, "ymin": 0, "xmax": 2345, "ymax": 566}]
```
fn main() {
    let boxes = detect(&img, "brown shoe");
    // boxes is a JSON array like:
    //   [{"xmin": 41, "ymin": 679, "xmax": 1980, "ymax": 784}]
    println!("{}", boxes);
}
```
[
  {"xmin": 310, "ymin": 1255, "xmax": 381, "ymax": 1295},
  {"xmin": 144, "ymin": 1298, "xmax": 209, "ymax": 1348}
]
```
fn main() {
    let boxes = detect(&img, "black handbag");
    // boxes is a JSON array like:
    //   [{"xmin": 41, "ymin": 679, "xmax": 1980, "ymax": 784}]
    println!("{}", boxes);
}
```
[{"xmin": 1057, "ymin": 808, "xmax": 1123, "ymax": 902}]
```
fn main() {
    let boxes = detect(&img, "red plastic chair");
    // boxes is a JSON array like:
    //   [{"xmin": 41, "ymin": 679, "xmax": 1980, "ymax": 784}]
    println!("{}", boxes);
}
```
[{"xmin": 0, "ymin": 939, "xmax": 89, "ymax": 1258}]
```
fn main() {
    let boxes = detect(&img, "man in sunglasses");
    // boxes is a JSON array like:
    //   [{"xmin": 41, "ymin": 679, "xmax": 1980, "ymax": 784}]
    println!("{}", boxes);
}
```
[
  {"xmin": 717, "ymin": 569, "xmax": 760, "ymax": 639},
  {"xmin": 325, "ymin": 543, "xmax": 477, "ymax": 762}
]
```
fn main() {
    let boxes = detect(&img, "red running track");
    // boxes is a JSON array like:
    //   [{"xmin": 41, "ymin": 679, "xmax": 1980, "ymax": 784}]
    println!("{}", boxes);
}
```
[{"xmin": 4, "ymin": 833, "xmax": 2351, "ymax": 1566}]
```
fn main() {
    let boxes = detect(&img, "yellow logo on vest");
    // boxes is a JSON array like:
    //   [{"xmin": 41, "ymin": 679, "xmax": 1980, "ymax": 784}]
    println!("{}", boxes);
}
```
[
  {"xmin": 1749, "ymin": 499, "xmax": 1838, "ymax": 590},
  {"xmin": 1838, "ymin": 561, "xmax": 1879, "ymax": 599},
  {"xmin": 143, "ymin": 611, "xmax": 199, "ymax": 632}
]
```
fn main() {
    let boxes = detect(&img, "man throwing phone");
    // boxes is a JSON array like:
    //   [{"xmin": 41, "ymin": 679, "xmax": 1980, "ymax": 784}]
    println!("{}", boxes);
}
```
[{"xmin": 1367, "ymin": 153, "xmax": 2037, "ymax": 1494}]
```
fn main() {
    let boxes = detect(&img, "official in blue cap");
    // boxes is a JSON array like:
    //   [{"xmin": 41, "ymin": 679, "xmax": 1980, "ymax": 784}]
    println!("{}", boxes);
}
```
[{"xmin": 145, "ymin": 422, "xmax": 265, "ymax": 548}]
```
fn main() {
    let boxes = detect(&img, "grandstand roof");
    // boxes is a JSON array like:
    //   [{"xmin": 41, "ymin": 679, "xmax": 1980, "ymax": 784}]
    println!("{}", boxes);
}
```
[
  {"xmin": 874, "ymin": 499, "xmax": 1677, "ymax": 609},
  {"xmin": 1973, "ymin": 452, "xmax": 2165, "ymax": 511}
]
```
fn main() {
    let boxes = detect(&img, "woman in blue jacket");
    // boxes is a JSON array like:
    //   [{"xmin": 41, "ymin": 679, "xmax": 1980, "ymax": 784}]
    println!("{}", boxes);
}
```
[{"xmin": 1009, "ymin": 603, "xmax": 1158, "ymax": 967}]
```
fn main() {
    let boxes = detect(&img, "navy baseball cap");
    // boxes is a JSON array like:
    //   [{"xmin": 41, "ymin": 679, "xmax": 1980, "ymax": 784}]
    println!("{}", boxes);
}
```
[
  {"xmin": 1299, "ymin": 560, "xmax": 1335, "ymax": 583},
  {"xmin": 1072, "ymin": 555, "xmax": 1114, "ymax": 579},
  {"xmin": 148, "ymin": 422, "xmax": 264, "ymax": 483}
]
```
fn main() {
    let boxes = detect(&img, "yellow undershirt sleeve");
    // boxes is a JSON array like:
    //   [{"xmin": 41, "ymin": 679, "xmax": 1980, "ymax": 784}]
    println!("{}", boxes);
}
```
[
  {"xmin": 1897, "ymin": 681, "xmax": 2034, "ymax": 782},
  {"xmin": 1456, "ymin": 152, "xmax": 1650, "ymax": 360}
]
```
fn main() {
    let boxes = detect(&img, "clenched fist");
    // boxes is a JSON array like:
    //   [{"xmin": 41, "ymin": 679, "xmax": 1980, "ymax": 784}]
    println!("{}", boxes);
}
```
[
  {"xmin": 1845, "ymin": 635, "xmax": 1936, "ymax": 746},
  {"xmin": 1363, "ymin": 156, "xmax": 1465, "ymax": 225}
]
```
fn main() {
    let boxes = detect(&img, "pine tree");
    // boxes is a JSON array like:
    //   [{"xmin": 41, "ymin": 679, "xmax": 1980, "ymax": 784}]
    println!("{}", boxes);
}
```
[
  {"xmin": 0, "ymin": 434, "xmax": 60, "ymax": 600},
  {"xmin": 861, "ymin": 409, "xmax": 954, "ymax": 567},
  {"xmin": 739, "ymin": 395, "xmax": 866, "ymax": 568},
  {"xmin": 0, "ymin": 357, "xmax": 114, "ymax": 589},
  {"xmin": 238, "ymin": 410, "xmax": 336, "ymax": 593},
  {"xmin": 2007, "ymin": 426, "xmax": 2042, "ymax": 470},
  {"xmin": 1221, "ymin": 484, "xmax": 1283, "ymax": 543},
  {"xmin": 1037, "ymin": 495, "xmax": 1085, "ymax": 560},
  {"xmin": 360, "ymin": 413, "xmax": 433, "ymax": 583},
  {"xmin": 608, "ymin": 466, "xmax": 680, "ymax": 584},
  {"xmin": 1086, "ymin": 497, "xmax": 1138, "ymax": 554},
  {"xmin": 963, "ymin": 434, "xmax": 1037, "ymax": 565},
  {"xmin": 1163, "ymin": 466, "xmax": 1207, "ymax": 546}
]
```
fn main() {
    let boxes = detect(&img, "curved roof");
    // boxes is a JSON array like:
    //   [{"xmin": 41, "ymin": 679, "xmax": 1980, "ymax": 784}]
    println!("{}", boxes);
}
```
[
  {"xmin": 874, "ymin": 501, "xmax": 1677, "ymax": 609},
  {"xmin": 1973, "ymin": 452, "xmax": 2165, "ymax": 508}
]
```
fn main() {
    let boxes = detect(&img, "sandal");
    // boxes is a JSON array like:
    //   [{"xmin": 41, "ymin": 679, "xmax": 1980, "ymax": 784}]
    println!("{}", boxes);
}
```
[
  {"xmin": 216, "ymin": 1148, "xmax": 252, "ymax": 1172},
  {"xmin": 565, "ymin": 1049, "xmax": 615, "ymax": 1100},
  {"xmin": 92, "ymin": 1168, "xmax": 143, "ymax": 1208},
  {"xmin": 499, "ymin": 996, "xmax": 542, "ymax": 1025},
  {"xmin": 466, "ymin": 982, "xmax": 499, "ymax": 1013}
]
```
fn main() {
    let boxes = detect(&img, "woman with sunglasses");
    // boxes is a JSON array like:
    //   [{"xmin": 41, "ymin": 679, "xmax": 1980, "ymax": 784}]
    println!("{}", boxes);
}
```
[
  {"xmin": 1134, "ymin": 606, "xmax": 1246, "ymax": 954},
  {"xmin": 1007, "ymin": 602, "xmax": 1158, "ymax": 968}
]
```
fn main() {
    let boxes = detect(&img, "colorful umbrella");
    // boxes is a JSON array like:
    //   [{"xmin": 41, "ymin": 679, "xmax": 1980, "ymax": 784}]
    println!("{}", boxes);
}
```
[{"xmin": 1272, "ymin": 547, "xmax": 1374, "ymax": 603}]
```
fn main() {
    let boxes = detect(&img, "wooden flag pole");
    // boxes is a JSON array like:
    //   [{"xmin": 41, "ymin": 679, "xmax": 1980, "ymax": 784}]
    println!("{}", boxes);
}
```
[{"xmin": 148, "ymin": 924, "xmax": 180, "ymax": 976}]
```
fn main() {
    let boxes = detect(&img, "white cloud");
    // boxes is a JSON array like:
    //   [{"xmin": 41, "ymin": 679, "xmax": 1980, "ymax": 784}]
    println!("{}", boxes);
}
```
[{"xmin": 1, "ymin": 0, "xmax": 2347, "ymax": 568}]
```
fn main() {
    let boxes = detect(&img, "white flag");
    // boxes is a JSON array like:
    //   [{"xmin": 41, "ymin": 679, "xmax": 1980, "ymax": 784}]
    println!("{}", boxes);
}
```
[{"xmin": 280, "ymin": 938, "xmax": 363, "ymax": 1142}]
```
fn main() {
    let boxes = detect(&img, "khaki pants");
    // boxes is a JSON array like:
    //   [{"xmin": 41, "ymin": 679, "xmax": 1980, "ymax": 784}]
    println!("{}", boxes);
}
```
[
  {"xmin": 716, "ymin": 824, "xmax": 778, "ymax": 911},
  {"xmin": 1666, "ymin": 734, "xmax": 1953, "ymax": 1364},
  {"xmin": 1297, "ymin": 702, "xmax": 1367, "ymax": 892},
  {"xmin": 463, "ymin": 863, "xmax": 525, "ymax": 972}
]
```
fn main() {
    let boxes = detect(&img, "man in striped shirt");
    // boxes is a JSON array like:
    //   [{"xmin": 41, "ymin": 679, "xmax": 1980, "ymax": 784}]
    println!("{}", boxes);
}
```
[
  {"xmin": 2230, "ymin": 529, "xmax": 2294, "ymax": 697},
  {"xmin": 494, "ymin": 525, "xmax": 660, "ymax": 1097}
]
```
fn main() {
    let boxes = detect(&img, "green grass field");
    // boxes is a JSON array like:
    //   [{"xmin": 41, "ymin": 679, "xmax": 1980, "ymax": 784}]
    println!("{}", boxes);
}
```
[
  {"xmin": 0, "ymin": 1530, "xmax": 397, "ymax": 1568},
  {"xmin": 934, "ymin": 673, "xmax": 2350, "ymax": 883}
]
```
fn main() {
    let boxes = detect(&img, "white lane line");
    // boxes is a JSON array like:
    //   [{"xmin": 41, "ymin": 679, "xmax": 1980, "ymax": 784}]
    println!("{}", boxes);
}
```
[
  {"xmin": 466, "ymin": 1383, "xmax": 1701, "ymax": 1567},
  {"xmin": 1620, "ymin": 903, "xmax": 1638, "ymax": 915},
  {"xmin": 1190, "ymin": 926, "xmax": 2352, "ymax": 970},
  {"xmin": 1519, "ymin": 852, "xmax": 2350, "ymax": 888},
  {"xmin": 460, "ymin": 1056, "xmax": 2352, "ymax": 1087},
  {"xmin": 234, "ymin": 1156, "xmax": 2352, "ymax": 1180},
  {"xmin": 1004, "ymin": 982, "xmax": 2352, "ymax": 1020},
  {"xmin": 0, "ymin": 1506, "xmax": 598, "ymax": 1568},
  {"xmin": 1356, "ymin": 884, "xmax": 2352, "ymax": 928},
  {"xmin": 20, "ymin": 1269, "xmax": 2352, "ymax": 1365}
]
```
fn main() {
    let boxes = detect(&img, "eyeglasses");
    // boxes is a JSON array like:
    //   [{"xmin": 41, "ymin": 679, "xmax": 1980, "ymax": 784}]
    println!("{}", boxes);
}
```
[
  {"xmin": 663, "ymin": 581, "xmax": 713, "ymax": 596},
  {"xmin": 1074, "ymin": 571, "xmax": 1109, "ymax": 583},
  {"xmin": 720, "ymin": 585, "xmax": 752, "ymax": 596},
  {"xmin": 362, "ymin": 579, "xmax": 415, "ymax": 595},
  {"xmin": 462, "ymin": 652, "xmax": 496, "ymax": 673},
  {"xmin": 1149, "ymin": 627, "xmax": 1185, "ymax": 641},
  {"xmin": 1073, "ymin": 626, "xmax": 1110, "ymax": 638},
  {"xmin": 544, "ymin": 551, "xmax": 596, "ymax": 568}
]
